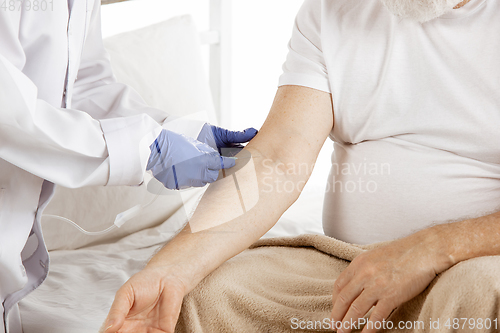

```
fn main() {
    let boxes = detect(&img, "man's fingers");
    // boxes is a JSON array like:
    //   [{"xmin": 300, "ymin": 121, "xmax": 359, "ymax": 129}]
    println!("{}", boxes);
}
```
[
  {"xmin": 361, "ymin": 302, "xmax": 394, "ymax": 333},
  {"xmin": 331, "ymin": 268, "xmax": 355, "ymax": 315},
  {"xmin": 331, "ymin": 277, "xmax": 363, "ymax": 325},
  {"xmin": 339, "ymin": 291, "xmax": 377, "ymax": 333},
  {"xmin": 102, "ymin": 287, "xmax": 134, "ymax": 333}
]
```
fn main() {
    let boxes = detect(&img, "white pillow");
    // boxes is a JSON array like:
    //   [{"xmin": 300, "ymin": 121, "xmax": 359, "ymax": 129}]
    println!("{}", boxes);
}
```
[
  {"xmin": 103, "ymin": 15, "xmax": 217, "ymax": 122},
  {"xmin": 42, "ymin": 15, "xmax": 213, "ymax": 251}
]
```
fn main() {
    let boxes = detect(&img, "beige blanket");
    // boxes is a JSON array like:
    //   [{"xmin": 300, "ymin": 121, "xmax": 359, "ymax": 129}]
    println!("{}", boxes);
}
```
[{"xmin": 176, "ymin": 235, "xmax": 500, "ymax": 332}]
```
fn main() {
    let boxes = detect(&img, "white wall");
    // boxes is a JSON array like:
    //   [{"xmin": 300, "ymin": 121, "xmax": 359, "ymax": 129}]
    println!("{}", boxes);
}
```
[
  {"xmin": 230, "ymin": 0, "xmax": 303, "ymax": 129},
  {"xmin": 230, "ymin": 0, "xmax": 333, "ymax": 194},
  {"xmin": 101, "ymin": 0, "xmax": 210, "ymax": 37}
]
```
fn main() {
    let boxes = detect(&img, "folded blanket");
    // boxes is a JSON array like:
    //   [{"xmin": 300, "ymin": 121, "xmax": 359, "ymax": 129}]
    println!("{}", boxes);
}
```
[{"xmin": 176, "ymin": 234, "xmax": 500, "ymax": 332}]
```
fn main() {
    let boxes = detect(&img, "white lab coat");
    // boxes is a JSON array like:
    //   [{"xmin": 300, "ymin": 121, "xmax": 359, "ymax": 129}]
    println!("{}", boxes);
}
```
[{"xmin": 0, "ymin": 1, "xmax": 178, "ymax": 331}]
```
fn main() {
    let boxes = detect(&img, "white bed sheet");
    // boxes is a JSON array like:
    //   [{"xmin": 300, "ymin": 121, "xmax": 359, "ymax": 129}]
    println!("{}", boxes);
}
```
[{"xmin": 19, "ymin": 187, "xmax": 325, "ymax": 332}]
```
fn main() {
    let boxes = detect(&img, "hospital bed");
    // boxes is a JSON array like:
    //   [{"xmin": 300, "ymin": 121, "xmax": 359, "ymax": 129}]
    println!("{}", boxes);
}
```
[{"xmin": 19, "ymin": 1, "xmax": 325, "ymax": 331}]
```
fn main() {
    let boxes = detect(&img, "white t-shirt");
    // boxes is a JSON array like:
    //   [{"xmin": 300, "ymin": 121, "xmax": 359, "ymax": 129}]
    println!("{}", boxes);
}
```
[{"xmin": 279, "ymin": 0, "xmax": 500, "ymax": 245}]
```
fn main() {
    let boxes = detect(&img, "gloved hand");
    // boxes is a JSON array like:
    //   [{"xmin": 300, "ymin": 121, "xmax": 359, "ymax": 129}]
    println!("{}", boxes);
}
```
[
  {"xmin": 197, "ymin": 124, "xmax": 258, "ymax": 156},
  {"xmin": 147, "ymin": 129, "xmax": 236, "ymax": 190}
]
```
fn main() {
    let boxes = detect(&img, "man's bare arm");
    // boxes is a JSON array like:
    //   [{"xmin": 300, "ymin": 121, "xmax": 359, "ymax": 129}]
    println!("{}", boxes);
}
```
[
  {"xmin": 149, "ymin": 85, "xmax": 334, "ymax": 288},
  {"xmin": 103, "ymin": 85, "xmax": 333, "ymax": 333},
  {"xmin": 436, "ymin": 210, "xmax": 500, "ymax": 263}
]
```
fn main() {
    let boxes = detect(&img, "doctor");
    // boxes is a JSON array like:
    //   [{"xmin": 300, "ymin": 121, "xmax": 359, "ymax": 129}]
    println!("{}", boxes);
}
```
[{"xmin": 0, "ymin": 0, "xmax": 257, "ymax": 332}]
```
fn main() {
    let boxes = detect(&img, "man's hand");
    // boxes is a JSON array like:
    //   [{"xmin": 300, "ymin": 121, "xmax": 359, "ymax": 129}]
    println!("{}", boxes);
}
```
[
  {"xmin": 100, "ymin": 267, "xmax": 187, "ymax": 333},
  {"xmin": 331, "ymin": 229, "xmax": 454, "ymax": 333}
]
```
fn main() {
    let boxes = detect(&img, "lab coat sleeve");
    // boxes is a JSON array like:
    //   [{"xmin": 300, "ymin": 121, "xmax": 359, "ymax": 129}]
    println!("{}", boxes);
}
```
[
  {"xmin": 0, "ymin": 4, "xmax": 161, "ymax": 188},
  {"xmin": 0, "ymin": 53, "xmax": 113, "ymax": 188},
  {"xmin": 71, "ymin": 0, "xmax": 166, "ymax": 186}
]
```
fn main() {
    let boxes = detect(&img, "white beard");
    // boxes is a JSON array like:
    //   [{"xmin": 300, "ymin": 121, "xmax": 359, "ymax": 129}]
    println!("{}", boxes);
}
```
[{"xmin": 380, "ymin": 0, "xmax": 464, "ymax": 22}]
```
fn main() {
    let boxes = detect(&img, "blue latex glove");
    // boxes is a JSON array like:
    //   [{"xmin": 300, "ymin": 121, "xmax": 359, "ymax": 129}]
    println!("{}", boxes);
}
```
[
  {"xmin": 147, "ymin": 129, "xmax": 236, "ymax": 190},
  {"xmin": 197, "ymin": 124, "xmax": 258, "ymax": 156}
]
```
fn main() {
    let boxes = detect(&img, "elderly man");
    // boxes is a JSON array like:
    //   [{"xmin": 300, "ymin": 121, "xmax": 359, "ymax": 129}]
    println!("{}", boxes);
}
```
[{"xmin": 104, "ymin": 0, "xmax": 500, "ymax": 332}]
